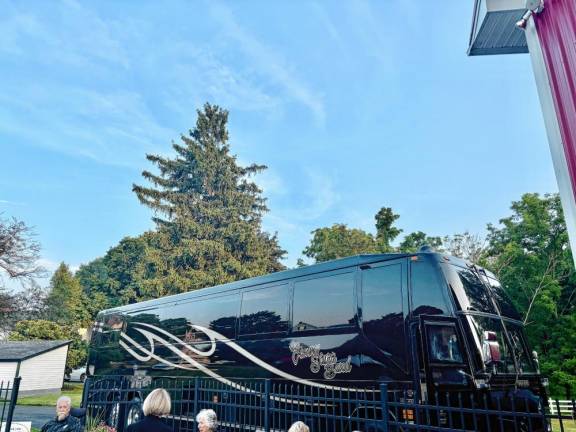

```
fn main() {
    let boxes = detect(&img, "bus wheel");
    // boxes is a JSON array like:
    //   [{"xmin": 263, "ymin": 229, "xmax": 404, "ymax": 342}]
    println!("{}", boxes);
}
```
[
  {"xmin": 107, "ymin": 400, "xmax": 121, "ymax": 428},
  {"xmin": 126, "ymin": 398, "xmax": 142, "ymax": 427}
]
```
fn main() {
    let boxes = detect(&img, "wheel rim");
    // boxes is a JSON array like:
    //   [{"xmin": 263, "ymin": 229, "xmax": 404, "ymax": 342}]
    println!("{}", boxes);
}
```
[
  {"xmin": 108, "ymin": 402, "xmax": 120, "ymax": 427},
  {"xmin": 127, "ymin": 404, "xmax": 141, "ymax": 426}
]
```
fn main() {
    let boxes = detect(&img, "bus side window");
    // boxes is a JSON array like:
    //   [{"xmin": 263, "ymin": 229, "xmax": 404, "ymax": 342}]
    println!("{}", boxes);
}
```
[
  {"xmin": 239, "ymin": 284, "xmax": 290, "ymax": 337},
  {"xmin": 427, "ymin": 325, "xmax": 463, "ymax": 364},
  {"xmin": 411, "ymin": 260, "xmax": 449, "ymax": 316},
  {"xmin": 292, "ymin": 272, "xmax": 355, "ymax": 332},
  {"xmin": 361, "ymin": 264, "xmax": 406, "ymax": 367}
]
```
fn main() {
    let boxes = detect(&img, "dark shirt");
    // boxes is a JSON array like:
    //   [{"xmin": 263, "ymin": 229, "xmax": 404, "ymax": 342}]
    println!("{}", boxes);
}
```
[
  {"xmin": 41, "ymin": 415, "xmax": 82, "ymax": 432},
  {"xmin": 126, "ymin": 415, "xmax": 172, "ymax": 432}
]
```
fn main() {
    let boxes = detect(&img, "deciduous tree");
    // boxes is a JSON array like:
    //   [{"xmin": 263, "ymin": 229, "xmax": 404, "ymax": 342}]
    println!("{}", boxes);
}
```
[
  {"xmin": 9, "ymin": 319, "xmax": 87, "ymax": 370},
  {"xmin": 485, "ymin": 193, "xmax": 576, "ymax": 397}
]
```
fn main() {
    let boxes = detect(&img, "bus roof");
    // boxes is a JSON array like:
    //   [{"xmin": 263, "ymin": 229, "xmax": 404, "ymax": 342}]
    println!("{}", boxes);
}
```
[{"xmin": 100, "ymin": 252, "xmax": 416, "ymax": 315}]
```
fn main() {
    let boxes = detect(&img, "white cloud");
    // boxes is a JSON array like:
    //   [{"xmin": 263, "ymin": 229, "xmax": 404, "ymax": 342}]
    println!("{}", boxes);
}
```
[
  {"xmin": 0, "ymin": 199, "xmax": 26, "ymax": 206},
  {"xmin": 208, "ymin": 2, "xmax": 326, "ymax": 125},
  {"xmin": 36, "ymin": 258, "xmax": 61, "ymax": 273},
  {"xmin": 0, "ymin": 86, "xmax": 175, "ymax": 168},
  {"xmin": 255, "ymin": 169, "xmax": 287, "ymax": 196},
  {"xmin": 294, "ymin": 170, "xmax": 340, "ymax": 221}
]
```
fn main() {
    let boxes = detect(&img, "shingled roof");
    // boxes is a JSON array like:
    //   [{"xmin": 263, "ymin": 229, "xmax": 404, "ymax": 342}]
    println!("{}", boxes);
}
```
[{"xmin": 0, "ymin": 340, "xmax": 70, "ymax": 361}]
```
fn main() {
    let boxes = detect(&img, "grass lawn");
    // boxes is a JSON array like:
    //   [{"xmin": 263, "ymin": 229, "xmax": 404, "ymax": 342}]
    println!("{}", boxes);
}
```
[
  {"xmin": 17, "ymin": 383, "xmax": 83, "ymax": 407},
  {"xmin": 551, "ymin": 419, "xmax": 576, "ymax": 432}
]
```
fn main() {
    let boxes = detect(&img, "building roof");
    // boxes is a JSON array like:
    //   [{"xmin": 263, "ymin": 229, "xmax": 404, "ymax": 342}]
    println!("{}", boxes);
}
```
[{"xmin": 0, "ymin": 340, "xmax": 71, "ymax": 362}]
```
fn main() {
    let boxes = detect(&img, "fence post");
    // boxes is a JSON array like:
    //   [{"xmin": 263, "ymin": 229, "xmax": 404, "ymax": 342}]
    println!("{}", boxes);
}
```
[
  {"xmin": 193, "ymin": 376, "xmax": 199, "ymax": 421},
  {"xmin": 264, "ymin": 379, "xmax": 270, "ymax": 432},
  {"xmin": 379, "ymin": 382, "xmax": 389, "ymax": 432},
  {"xmin": 5, "ymin": 377, "xmax": 21, "ymax": 432},
  {"xmin": 81, "ymin": 377, "xmax": 90, "ymax": 409}
]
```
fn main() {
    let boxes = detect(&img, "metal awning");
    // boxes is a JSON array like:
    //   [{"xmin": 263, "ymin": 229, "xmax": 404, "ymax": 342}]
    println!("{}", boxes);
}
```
[{"xmin": 468, "ymin": 0, "xmax": 529, "ymax": 55}]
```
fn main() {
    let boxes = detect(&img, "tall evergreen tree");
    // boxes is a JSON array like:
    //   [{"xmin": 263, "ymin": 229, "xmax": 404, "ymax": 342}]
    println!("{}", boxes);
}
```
[
  {"xmin": 46, "ymin": 263, "xmax": 88, "ymax": 326},
  {"xmin": 132, "ymin": 103, "xmax": 285, "ymax": 294}
]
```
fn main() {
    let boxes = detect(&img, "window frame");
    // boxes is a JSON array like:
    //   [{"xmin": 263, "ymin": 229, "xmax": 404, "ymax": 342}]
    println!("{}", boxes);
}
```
[
  {"xmin": 238, "ymin": 282, "xmax": 291, "ymax": 339},
  {"xmin": 290, "ymin": 269, "xmax": 358, "ymax": 336},
  {"xmin": 359, "ymin": 259, "xmax": 409, "ymax": 373}
]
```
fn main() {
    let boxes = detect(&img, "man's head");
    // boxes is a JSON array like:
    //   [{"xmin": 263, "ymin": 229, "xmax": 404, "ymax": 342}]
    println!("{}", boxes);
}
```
[{"xmin": 56, "ymin": 396, "xmax": 72, "ymax": 421}]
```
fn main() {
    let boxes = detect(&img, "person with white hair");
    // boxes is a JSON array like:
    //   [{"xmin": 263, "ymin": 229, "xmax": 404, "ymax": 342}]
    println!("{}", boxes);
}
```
[
  {"xmin": 196, "ymin": 408, "xmax": 218, "ymax": 432},
  {"xmin": 288, "ymin": 421, "xmax": 310, "ymax": 432},
  {"xmin": 127, "ymin": 388, "xmax": 173, "ymax": 432},
  {"xmin": 41, "ymin": 396, "xmax": 82, "ymax": 432}
]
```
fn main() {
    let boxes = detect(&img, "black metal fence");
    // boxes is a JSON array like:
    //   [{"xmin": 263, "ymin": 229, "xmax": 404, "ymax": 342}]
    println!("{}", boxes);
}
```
[
  {"xmin": 83, "ymin": 376, "xmax": 575, "ymax": 432},
  {"xmin": 0, "ymin": 377, "xmax": 21, "ymax": 432}
]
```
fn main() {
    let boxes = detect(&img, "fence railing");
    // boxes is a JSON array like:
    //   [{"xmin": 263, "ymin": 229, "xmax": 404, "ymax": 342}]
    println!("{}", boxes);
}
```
[
  {"xmin": 83, "ymin": 375, "xmax": 574, "ymax": 432},
  {"xmin": 549, "ymin": 399, "xmax": 575, "ymax": 417},
  {"xmin": 0, "ymin": 377, "xmax": 21, "ymax": 432}
]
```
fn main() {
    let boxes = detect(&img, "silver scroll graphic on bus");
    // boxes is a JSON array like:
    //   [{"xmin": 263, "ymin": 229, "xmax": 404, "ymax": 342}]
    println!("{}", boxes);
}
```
[
  {"xmin": 289, "ymin": 341, "xmax": 352, "ymax": 379},
  {"xmin": 119, "ymin": 322, "xmax": 354, "ymax": 391}
]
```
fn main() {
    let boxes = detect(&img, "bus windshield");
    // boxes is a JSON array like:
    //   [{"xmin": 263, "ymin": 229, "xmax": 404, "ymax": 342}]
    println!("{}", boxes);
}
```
[
  {"xmin": 468, "ymin": 315, "xmax": 536, "ymax": 374},
  {"xmin": 442, "ymin": 263, "xmax": 521, "ymax": 320}
]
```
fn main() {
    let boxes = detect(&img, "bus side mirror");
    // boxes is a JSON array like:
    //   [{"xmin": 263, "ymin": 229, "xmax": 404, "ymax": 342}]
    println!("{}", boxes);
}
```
[
  {"xmin": 532, "ymin": 350, "xmax": 540, "ymax": 373},
  {"xmin": 482, "ymin": 331, "xmax": 501, "ymax": 364}
]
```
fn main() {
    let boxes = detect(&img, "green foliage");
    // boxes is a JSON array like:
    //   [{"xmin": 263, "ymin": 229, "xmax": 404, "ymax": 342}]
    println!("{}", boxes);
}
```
[
  {"xmin": 78, "ymin": 103, "xmax": 285, "ymax": 309},
  {"xmin": 399, "ymin": 231, "xmax": 443, "ymax": 253},
  {"xmin": 375, "ymin": 207, "xmax": 402, "ymax": 252},
  {"xmin": 303, "ymin": 206, "xmax": 441, "ymax": 262},
  {"xmin": 46, "ymin": 263, "xmax": 89, "ymax": 326},
  {"xmin": 9, "ymin": 319, "xmax": 87, "ymax": 370},
  {"xmin": 303, "ymin": 224, "xmax": 378, "ymax": 262},
  {"xmin": 485, "ymin": 193, "xmax": 576, "ymax": 398}
]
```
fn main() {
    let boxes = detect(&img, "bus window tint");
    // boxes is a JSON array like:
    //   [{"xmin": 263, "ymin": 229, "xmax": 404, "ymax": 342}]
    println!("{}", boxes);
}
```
[
  {"xmin": 428, "ymin": 325, "xmax": 463, "ymax": 363},
  {"xmin": 293, "ymin": 272, "xmax": 355, "ymax": 332},
  {"xmin": 471, "ymin": 316, "xmax": 535, "ymax": 374},
  {"xmin": 411, "ymin": 260, "xmax": 449, "ymax": 316},
  {"xmin": 486, "ymin": 277, "xmax": 522, "ymax": 321},
  {"xmin": 450, "ymin": 266, "xmax": 495, "ymax": 314},
  {"xmin": 240, "ymin": 284, "xmax": 289, "ymax": 336},
  {"xmin": 362, "ymin": 264, "xmax": 406, "ymax": 365},
  {"xmin": 157, "ymin": 293, "xmax": 240, "ymax": 340}
]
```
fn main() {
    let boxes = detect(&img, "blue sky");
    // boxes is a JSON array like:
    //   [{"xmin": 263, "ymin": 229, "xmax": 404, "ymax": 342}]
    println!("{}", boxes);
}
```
[{"xmin": 0, "ymin": 0, "xmax": 558, "ymax": 284}]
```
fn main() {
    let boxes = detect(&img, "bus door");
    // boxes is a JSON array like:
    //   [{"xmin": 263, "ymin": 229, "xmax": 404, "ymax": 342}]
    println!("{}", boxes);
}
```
[{"xmin": 418, "ymin": 316, "xmax": 472, "ymax": 403}]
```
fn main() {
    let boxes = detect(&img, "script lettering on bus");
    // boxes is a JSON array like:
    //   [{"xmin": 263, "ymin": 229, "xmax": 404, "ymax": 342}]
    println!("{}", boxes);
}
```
[{"xmin": 289, "ymin": 341, "xmax": 352, "ymax": 380}]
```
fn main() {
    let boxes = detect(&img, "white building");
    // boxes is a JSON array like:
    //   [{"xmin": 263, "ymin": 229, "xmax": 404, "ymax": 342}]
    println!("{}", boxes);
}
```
[{"xmin": 0, "ymin": 340, "xmax": 70, "ymax": 395}]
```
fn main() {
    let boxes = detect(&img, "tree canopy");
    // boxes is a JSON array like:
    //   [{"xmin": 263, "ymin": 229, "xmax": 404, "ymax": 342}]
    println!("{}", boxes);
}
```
[
  {"xmin": 46, "ymin": 263, "xmax": 89, "ymax": 326},
  {"xmin": 9, "ymin": 319, "xmax": 87, "ymax": 370},
  {"xmin": 78, "ymin": 103, "xmax": 286, "ymax": 308},
  {"xmin": 302, "ymin": 206, "xmax": 443, "ymax": 262},
  {"xmin": 484, "ymin": 193, "xmax": 576, "ymax": 397}
]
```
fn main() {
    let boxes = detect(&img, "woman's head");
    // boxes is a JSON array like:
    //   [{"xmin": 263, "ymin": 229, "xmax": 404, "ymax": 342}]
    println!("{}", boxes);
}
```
[
  {"xmin": 142, "ymin": 389, "xmax": 171, "ymax": 417},
  {"xmin": 196, "ymin": 409, "xmax": 217, "ymax": 432},
  {"xmin": 288, "ymin": 421, "xmax": 310, "ymax": 432}
]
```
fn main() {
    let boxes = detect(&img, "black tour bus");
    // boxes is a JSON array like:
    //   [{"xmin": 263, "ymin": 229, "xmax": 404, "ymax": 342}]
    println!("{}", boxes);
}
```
[{"xmin": 85, "ymin": 249, "xmax": 548, "ymax": 430}]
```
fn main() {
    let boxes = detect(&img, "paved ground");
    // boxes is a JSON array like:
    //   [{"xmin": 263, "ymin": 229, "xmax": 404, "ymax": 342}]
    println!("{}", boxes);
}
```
[{"xmin": 13, "ymin": 405, "xmax": 54, "ymax": 428}]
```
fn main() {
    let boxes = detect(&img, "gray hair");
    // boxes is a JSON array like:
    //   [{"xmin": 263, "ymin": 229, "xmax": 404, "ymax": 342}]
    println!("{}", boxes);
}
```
[
  {"xmin": 288, "ymin": 421, "xmax": 310, "ymax": 432},
  {"xmin": 56, "ymin": 396, "xmax": 72, "ymax": 407},
  {"xmin": 196, "ymin": 409, "xmax": 217, "ymax": 430}
]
